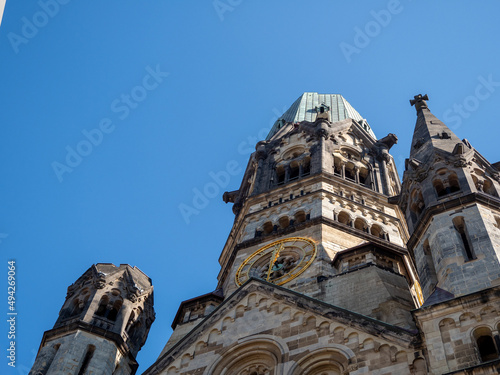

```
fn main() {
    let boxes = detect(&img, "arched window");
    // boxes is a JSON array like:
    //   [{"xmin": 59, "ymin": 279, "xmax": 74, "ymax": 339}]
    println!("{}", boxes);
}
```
[
  {"xmin": 278, "ymin": 216, "xmax": 290, "ymax": 229},
  {"xmin": 78, "ymin": 345, "xmax": 95, "ymax": 375},
  {"xmin": 423, "ymin": 239, "xmax": 438, "ymax": 290},
  {"xmin": 289, "ymin": 161, "xmax": 299, "ymax": 181},
  {"xmin": 95, "ymin": 295, "xmax": 108, "ymax": 317},
  {"xmin": 433, "ymin": 179, "xmax": 446, "ymax": 197},
  {"xmin": 359, "ymin": 167, "xmax": 369, "ymax": 186},
  {"xmin": 333, "ymin": 157, "xmax": 342, "ymax": 176},
  {"xmin": 354, "ymin": 218, "xmax": 367, "ymax": 232},
  {"xmin": 337, "ymin": 212, "xmax": 351, "ymax": 227},
  {"xmin": 209, "ymin": 340, "xmax": 281, "ymax": 375},
  {"xmin": 276, "ymin": 166, "xmax": 285, "ymax": 185},
  {"xmin": 294, "ymin": 211, "xmax": 307, "ymax": 224},
  {"xmin": 371, "ymin": 224, "xmax": 384, "ymax": 238},
  {"xmin": 473, "ymin": 327, "xmax": 499, "ymax": 362},
  {"xmin": 484, "ymin": 178, "xmax": 498, "ymax": 197},
  {"xmin": 344, "ymin": 166, "xmax": 355, "ymax": 181},
  {"xmin": 107, "ymin": 300, "xmax": 122, "ymax": 322},
  {"xmin": 452, "ymin": 217, "xmax": 475, "ymax": 261},
  {"xmin": 262, "ymin": 221, "xmax": 274, "ymax": 235},
  {"xmin": 410, "ymin": 188, "xmax": 425, "ymax": 216},
  {"xmin": 302, "ymin": 157, "xmax": 311, "ymax": 176},
  {"xmin": 448, "ymin": 173, "xmax": 460, "ymax": 193}
]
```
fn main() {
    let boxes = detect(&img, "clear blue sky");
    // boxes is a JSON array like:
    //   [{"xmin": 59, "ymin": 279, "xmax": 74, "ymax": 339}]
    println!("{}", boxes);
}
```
[{"xmin": 1, "ymin": 1, "xmax": 499, "ymax": 373}]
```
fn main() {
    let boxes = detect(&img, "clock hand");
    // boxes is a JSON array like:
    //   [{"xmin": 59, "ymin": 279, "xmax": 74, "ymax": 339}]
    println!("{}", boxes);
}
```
[{"xmin": 266, "ymin": 243, "xmax": 284, "ymax": 281}]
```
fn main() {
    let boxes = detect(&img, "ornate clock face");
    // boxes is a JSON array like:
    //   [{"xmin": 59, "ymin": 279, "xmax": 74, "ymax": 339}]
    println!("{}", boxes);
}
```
[{"xmin": 235, "ymin": 237, "xmax": 317, "ymax": 286}]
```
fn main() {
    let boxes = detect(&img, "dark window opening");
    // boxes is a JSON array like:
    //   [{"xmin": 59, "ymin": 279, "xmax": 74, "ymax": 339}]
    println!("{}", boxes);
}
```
[
  {"xmin": 263, "ymin": 222, "xmax": 273, "ymax": 235},
  {"xmin": 453, "ymin": 217, "xmax": 475, "ymax": 261},
  {"xmin": 107, "ymin": 300, "xmax": 122, "ymax": 322},
  {"xmin": 434, "ymin": 180, "xmax": 446, "ymax": 197},
  {"xmin": 289, "ymin": 163, "xmax": 299, "ymax": 180},
  {"xmin": 95, "ymin": 297, "xmax": 108, "ymax": 317},
  {"xmin": 78, "ymin": 345, "xmax": 95, "ymax": 375},
  {"xmin": 276, "ymin": 167, "xmax": 285, "ymax": 185},
  {"xmin": 345, "ymin": 168, "xmax": 355, "ymax": 181},
  {"xmin": 477, "ymin": 335, "xmax": 498, "ymax": 362},
  {"xmin": 302, "ymin": 159, "xmax": 311, "ymax": 176}
]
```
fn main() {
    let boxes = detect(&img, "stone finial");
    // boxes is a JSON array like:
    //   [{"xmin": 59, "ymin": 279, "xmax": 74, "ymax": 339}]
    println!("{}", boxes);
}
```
[
  {"xmin": 410, "ymin": 94, "xmax": 429, "ymax": 112},
  {"xmin": 315, "ymin": 103, "xmax": 330, "ymax": 121}
]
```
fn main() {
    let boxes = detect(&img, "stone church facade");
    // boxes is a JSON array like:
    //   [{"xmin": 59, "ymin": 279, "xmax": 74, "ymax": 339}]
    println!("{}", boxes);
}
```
[{"xmin": 30, "ymin": 93, "xmax": 500, "ymax": 374}]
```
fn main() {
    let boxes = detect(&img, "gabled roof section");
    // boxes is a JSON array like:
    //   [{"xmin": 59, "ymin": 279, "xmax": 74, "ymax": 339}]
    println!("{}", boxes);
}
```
[
  {"xmin": 266, "ymin": 92, "xmax": 376, "ymax": 140},
  {"xmin": 144, "ymin": 278, "xmax": 420, "ymax": 375}
]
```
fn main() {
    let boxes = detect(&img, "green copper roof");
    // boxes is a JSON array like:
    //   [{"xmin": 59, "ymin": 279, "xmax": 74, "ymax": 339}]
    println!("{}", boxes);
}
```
[{"xmin": 266, "ymin": 92, "xmax": 376, "ymax": 140}]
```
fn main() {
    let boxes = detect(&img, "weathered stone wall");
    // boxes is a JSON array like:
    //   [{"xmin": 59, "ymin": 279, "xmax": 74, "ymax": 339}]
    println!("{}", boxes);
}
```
[
  {"xmin": 322, "ymin": 266, "xmax": 416, "ymax": 329},
  {"xmin": 414, "ymin": 287, "xmax": 500, "ymax": 374},
  {"xmin": 30, "ymin": 330, "xmax": 130, "ymax": 375},
  {"xmin": 148, "ymin": 284, "xmax": 422, "ymax": 375},
  {"xmin": 413, "ymin": 204, "xmax": 500, "ymax": 299}
]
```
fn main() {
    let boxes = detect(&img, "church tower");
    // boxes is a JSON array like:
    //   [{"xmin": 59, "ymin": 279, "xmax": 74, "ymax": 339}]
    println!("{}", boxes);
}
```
[
  {"xmin": 215, "ymin": 92, "xmax": 421, "ymax": 327},
  {"xmin": 29, "ymin": 264, "xmax": 155, "ymax": 375},
  {"xmin": 146, "ymin": 93, "xmax": 428, "ymax": 375},
  {"xmin": 398, "ymin": 94, "xmax": 500, "ymax": 300}
]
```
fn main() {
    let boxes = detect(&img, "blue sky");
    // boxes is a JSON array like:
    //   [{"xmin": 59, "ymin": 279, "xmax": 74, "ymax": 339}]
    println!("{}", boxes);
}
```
[{"xmin": 1, "ymin": 1, "xmax": 499, "ymax": 373}]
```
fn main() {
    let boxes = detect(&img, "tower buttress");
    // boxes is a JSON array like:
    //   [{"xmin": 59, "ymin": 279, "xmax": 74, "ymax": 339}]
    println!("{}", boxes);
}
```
[
  {"xmin": 29, "ymin": 264, "xmax": 155, "ymax": 375},
  {"xmin": 398, "ymin": 94, "xmax": 500, "ymax": 301}
]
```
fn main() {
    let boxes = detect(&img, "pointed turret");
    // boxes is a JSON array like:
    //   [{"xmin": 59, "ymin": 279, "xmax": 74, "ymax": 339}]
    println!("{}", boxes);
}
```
[
  {"xmin": 399, "ymin": 94, "xmax": 500, "ymax": 301},
  {"xmin": 409, "ymin": 94, "xmax": 464, "ymax": 164}
]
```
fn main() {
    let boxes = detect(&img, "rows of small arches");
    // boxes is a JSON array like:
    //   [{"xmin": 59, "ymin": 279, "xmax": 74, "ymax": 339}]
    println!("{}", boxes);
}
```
[
  {"xmin": 438, "ymin": 307, "xmax": 500, "ymax": 363},
  {"xmin": 335, "ymin": 210, "xmax": 389, "ymax": 240},
  {"xmin": 165, "ymin": 292, "xmax": 426, "ymax": 375},
  {"xmin": 254, "ymin": 210, "xmax": 310, "ymax": 238}
]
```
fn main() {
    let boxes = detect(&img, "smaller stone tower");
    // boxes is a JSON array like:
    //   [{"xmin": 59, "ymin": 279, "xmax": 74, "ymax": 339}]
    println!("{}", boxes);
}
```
[
  {"xmin": 29, "ymin": 264, "xmax": 155, "ymax": 375},
  {"xmin": 398, "ymin": 94, "xmax": 500, "ymax": 300}
]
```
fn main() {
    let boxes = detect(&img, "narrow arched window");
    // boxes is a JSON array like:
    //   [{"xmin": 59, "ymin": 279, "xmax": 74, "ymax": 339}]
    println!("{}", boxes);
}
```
[
  {"xmin": 78, "ymin": 345, "xmax": 95, "ymax": 375},
  {"xmin": 452, "ymin": 216, "xmax": 475, "ymax": 261},
  {"xmin": 289, "ymin": 161, "xmax": 299, "ymax": 180},
  {"xmin": 302, "ymin": 157, "xmax": 311, "ymax": 176},
  {"xmin": 448, "ymin": 173, "xmax": 460, "ymax": 193},
  {"xmin": 276, "ymin": 166, "xmax": 285, "ymax": 185}
]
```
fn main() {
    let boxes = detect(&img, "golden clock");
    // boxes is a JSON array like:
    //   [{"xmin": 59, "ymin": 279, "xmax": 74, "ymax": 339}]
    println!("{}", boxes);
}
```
[{"xmin": 235, "ymin": 237, "xmax": 317, "ymax": 286}]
